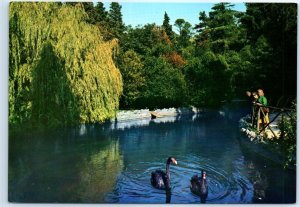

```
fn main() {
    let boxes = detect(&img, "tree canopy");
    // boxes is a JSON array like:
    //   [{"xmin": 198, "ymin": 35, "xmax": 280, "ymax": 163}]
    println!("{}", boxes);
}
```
[{"xmin": 9, "ymin": 2, "xmax": 122, "ymax": 128}]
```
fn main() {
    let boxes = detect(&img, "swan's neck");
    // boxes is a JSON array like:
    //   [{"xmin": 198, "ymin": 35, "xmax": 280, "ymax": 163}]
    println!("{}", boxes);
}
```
[
  {"xmin": 166, "ymin": 162, "xmax": 171, "ymax": 189},
  {"xmin": 166, "ymin": 162, "xmax": 170, "ymax": 176}
]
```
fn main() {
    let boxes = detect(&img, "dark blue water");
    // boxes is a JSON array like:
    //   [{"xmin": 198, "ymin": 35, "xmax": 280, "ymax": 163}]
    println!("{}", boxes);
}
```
[{"xmin": 9, "ymin": 102, "xmax": 296, "ymax": 203}]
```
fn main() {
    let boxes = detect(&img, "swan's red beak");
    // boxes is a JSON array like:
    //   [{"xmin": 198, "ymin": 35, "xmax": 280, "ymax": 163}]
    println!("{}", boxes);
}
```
[
  {"xmin": 202, "ymin": 172, "xmax": 206, "ymax": 179},
  {"xmin": 171, "ymin": 158, "xmax": 177, "ymax": 165}
]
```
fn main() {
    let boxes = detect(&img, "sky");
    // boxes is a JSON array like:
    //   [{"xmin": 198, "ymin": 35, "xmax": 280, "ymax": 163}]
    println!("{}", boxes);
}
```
[{"xmin": 102, "ymin": 2, "xmax": 246, "ymax": 28}]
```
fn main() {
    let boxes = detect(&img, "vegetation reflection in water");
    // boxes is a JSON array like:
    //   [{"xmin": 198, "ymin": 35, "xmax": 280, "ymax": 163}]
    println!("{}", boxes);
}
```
[
  {"xmin": 9, "ymin": 126, "xmax": 123, "ymax": 203},
  {"xmin": 77, "ymin": 137, "xmax": 123, "ymax": 202},
  {"xmin": 9, "ymin": 105, "xmax": 296, "ymax": 203}
]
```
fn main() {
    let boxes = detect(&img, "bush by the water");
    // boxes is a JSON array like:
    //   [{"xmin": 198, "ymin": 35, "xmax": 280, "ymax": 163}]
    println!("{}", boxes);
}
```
[{"xmin": 278, "ymin": 102, "xmax": 296, "ymax": 169}]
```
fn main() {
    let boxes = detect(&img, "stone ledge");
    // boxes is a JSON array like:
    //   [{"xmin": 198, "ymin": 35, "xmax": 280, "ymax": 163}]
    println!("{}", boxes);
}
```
[{"xmin": 112, "ymin": 106, "xmax": 200, "ymax": 122}]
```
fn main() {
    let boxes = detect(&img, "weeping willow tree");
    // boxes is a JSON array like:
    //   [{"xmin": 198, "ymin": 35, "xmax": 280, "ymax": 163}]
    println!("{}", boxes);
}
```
[{"xmin": 9, "ymin": 2, "xmax": 122, "ymax": 128}]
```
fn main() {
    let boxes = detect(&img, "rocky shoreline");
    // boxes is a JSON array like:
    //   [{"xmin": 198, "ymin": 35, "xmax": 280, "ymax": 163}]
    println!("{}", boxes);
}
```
[
  {"xmin": 112, "ymin": 106, "xmax": 201, "ymax": 122},
  {"xmin": 238, "ymin": 113, "xmax": 294, "ymax": 169}
]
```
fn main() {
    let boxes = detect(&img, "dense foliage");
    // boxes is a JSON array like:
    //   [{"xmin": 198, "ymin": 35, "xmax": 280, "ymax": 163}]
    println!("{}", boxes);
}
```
[
  {"xmin": 100, "ymin": 2, "xmax": 295, "ymax": 109},
  {"xmin": 9, "ymin": 2, "xmax": 122, "ymax": 128},
  {"xmin": 240, "ymin": 3, "xmax": 297, "ymax": 103},
  {"xmin": 9, "ymin": 2, "xmax": 297, "ymax": 131},
  {"xmin": 277, "ymin": 102, "xmax": 296, "ymax": 169},
  {"xmin": 118, "ymin": 50, "xmax": 145, "ymax": 109}
]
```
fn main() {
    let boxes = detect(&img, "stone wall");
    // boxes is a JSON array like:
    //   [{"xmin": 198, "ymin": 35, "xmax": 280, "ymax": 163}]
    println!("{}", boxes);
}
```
[
  {"xmin": 114, "ymin": 109, "xmax": 151, "ymax": 121},
  {"xmin": 113, "ymin": 106, "xmax": 200, "ymax": 122}
]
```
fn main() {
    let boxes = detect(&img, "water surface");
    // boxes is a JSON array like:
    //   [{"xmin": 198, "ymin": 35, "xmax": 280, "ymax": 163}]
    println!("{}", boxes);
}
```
[{"xmin": 9, "ymin": 103, "xmax": 296, "ymax": 203}]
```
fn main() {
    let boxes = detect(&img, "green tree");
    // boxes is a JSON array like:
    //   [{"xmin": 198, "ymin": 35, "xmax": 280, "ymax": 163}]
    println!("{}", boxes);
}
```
[
  {"xmin": 190, "ymin": 3, "xmax": 244, "ymax": 104},
  {"xmin": 174, "ymin": 18, "xmax": 185, "ymax": 34},
  {"xmin": 241, "ymin": 3, "xmax": 297, "ymax": 102},
  {"xmin": 162, "ymin": 12, "xmax": 173, "ymax": 39},
  {"xmin": 118, "ymin": 23, "xmax": 186, "ymax": 109},
  {"xmin": 78, "ymin": 2, "xmax": 111, "ymax": 40},
  {"xmin": 118, "ymin": 50, "xmax": 145, "ymax": 109},
  {"xmin": 278, "ymin": 101, "xmax": 296, "ymax": 169},
  {"xmin": 9, "ymin": 2, "xmax": 123, "ymax": 128},
  {"xmin": 121, "ymin": 24, "xmax": 158, "ymax": 55},
  {"xmin": 94, "ymin": 2, "xmax": 111, "ymax": 40},
  {"xmin": 30, "ymin": 43, "xmax": 78, "ymax": 127},
  {"xmin": 195, "ymin": 3, "xmax": 243, "ymax": 54},
  {"xmin": 195, "ymin": 11, "xmax": 209, "ymax": 46},
  {"xmin": 82, "ymin": 2, "xmax": 97, "ymax": 24},
  {"xmin": 138, "ymin": 56, "xmax": 187, "ymax": 109},
  {"xmin": 94, "ymin": 2, "xmax": 108, "ymax": 24},
  {"xmin": 174, "ymin": 18, "xmax": 193, "ymax": 47},
  {"xmin": 185, "ymin": 51, "xmax": 228, "ymax": 107},
  {"xmin": 108, "ymin": 2, "xmax": 125, "ymax": 39}
]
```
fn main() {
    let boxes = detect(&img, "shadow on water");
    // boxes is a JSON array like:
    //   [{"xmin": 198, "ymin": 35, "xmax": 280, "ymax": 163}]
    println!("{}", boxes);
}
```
[
  {"xmin": 9, "ymin": 101, "xmax": 296, "ymax": 203},
  {"xmin": 9, "ymin": 125, "xmax": 123, "ymax": 202}
]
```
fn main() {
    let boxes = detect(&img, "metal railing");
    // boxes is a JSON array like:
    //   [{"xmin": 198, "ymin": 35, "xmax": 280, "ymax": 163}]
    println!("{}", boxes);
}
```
[{"xmin": 251, "ymin": 104, "xmax": 295, "ymax": 138}]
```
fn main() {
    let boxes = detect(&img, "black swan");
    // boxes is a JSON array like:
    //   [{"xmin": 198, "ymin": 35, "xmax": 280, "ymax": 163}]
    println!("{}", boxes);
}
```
[
  {"xmin": 190, "ymin": 170, "xmax": 208, "ymax": 202},
  {"xmin": 151, "ymin": 157, "xmax": 177, "ymax": 190}
]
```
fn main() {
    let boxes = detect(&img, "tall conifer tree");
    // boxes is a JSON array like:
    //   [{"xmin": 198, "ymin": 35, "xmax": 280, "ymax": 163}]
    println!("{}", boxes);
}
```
[
  {"xmin": 95, "ymin": 2, "xmax": 108, "ymax": 24},
  {"xmin": 162, "ymin": 12, "xmax": 173, "ymax": 39},
  {"xmin": 108, "ymin": 2, "xmax": 125, "ymax": 39}
]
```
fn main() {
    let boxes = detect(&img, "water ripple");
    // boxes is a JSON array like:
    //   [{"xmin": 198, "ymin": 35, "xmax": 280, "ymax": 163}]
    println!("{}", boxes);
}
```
[{"xmin": 106, "ymin": 156, "xmax": 253, "ymax": 203}]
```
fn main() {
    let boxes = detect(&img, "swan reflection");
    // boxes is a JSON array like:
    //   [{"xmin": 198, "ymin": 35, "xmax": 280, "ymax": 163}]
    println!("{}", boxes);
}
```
[{"xmin": 166, "ymin": 189, "xmax": 171, "ymax": 203}]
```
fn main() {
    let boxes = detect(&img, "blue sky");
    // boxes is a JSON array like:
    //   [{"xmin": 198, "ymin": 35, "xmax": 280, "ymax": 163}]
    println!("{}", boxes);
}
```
[{"xmin": 103, "ymin": 2, "xmax": 246, "ymax": 28}]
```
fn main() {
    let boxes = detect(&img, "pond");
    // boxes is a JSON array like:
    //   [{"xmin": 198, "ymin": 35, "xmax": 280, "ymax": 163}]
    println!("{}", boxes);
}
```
[{"xmin": 9, "ymin": 102, "xmax": 296, "ymax": 203}]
